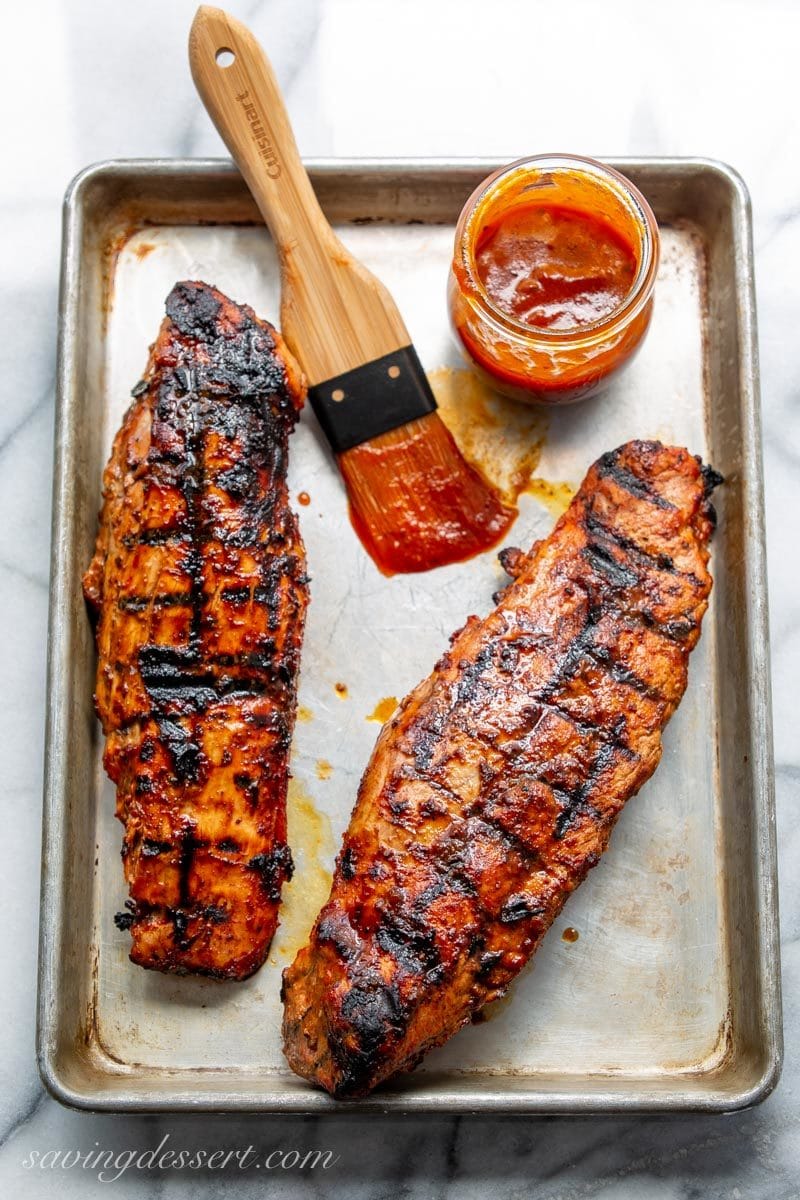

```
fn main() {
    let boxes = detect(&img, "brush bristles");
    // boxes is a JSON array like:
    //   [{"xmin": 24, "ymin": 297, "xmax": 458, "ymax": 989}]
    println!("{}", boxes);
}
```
[{"xmin": 337, "ymin": 413, "xmax": 514, "ymax": 575}]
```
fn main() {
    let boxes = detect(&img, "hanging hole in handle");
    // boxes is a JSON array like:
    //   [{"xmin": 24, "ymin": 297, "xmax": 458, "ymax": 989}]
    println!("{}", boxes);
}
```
[{"xmin": 216, "ymin": 47, "xmax": 236, "ymax": 68}]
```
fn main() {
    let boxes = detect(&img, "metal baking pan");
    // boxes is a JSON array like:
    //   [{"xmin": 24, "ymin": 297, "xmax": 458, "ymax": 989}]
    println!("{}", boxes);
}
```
[{"xmin": 38, "ymin": 158, "xmax": 781, "ymax": 1113}]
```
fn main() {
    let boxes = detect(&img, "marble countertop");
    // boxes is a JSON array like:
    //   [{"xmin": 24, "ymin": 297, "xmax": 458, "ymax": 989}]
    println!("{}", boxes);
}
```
[{"xmin": 1, "ymin": 0, "xmax": 797, "ymax": 1195}]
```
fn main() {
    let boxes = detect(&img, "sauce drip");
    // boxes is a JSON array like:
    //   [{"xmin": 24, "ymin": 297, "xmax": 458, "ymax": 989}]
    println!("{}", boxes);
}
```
[
  {"xmin": 475, "ymin": 204, "xmax": 637, "ymax": 331},
  {"xmin": 562, "ymin": 926, "xmax": 580, "ymax": 943},
  {"xmin": 334, "ymin": 681, "xmax": 348, "ymax": 699},
  {"xmin": 297, "ymin": 490, "xmax": 311, "ymax": 506},
  {"xmin": 367, "ymin": 696, "xmax": 399, "ymax": 723},
  {"xmin": 268, "ymin": 779, "xmax": 334, "ymax": 963},
  {"xmin": 133, "ymin": 241, "xmax": 157, "ymax": 261},
  {"xmin": 525, "ymin": 477, "xmax": 574, "ymax": 518},
  {"xmin": 428, "ymin": 367, "xmax": 547, "ymax": 507}
]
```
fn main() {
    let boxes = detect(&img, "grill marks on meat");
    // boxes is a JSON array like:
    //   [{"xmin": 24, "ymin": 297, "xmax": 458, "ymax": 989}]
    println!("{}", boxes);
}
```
[
  {"xmin": 84, "ymin": 281, "xmax": 308, "ymax": 980},
  {"xmin": 281, "ymin": 440, "xmax": 719, "ymax": 1096}
]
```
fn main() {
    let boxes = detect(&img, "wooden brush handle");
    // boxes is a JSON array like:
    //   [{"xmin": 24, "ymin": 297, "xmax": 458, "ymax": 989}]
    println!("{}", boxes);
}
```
[
  {"xmin": 189, "ymin": 5, "xmax": 332, "ymax": 261},
  {"xmin": 189, "ymin": 5, "xmax": 408, "ymax": 384}
]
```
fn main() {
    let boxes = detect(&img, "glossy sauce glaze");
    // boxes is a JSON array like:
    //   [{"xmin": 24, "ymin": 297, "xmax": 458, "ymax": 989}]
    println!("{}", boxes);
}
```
[
  {"xmin": 282, "ymin": 441, "xmax": 719, "ymax": 1098},
  {"xmin": 475, "ymin": 204, "xmax": 637, "ymax": 331}
]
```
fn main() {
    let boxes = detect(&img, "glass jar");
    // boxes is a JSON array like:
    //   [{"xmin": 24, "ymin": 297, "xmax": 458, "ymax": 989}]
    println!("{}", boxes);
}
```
[{"xmin": 448, "ymin": 154, "xmax": 660, "ymax": 405}]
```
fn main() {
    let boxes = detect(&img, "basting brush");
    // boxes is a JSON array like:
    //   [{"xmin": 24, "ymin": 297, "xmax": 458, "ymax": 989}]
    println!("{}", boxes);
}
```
[{"xmin": 189, "ymin": 6, "xmax": 514, "ymax": 574}]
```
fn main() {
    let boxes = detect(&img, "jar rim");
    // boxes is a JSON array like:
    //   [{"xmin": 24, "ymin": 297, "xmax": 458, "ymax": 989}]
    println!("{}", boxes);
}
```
[{"xmin": 455, "ymin": 154, "xmax": 660, "ymax": 345}]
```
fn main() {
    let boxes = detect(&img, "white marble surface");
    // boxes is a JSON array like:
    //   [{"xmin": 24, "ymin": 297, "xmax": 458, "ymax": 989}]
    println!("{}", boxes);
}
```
[{"xmin": 1, "ymin": 0, "xmax": 797, "ymax": 1194}]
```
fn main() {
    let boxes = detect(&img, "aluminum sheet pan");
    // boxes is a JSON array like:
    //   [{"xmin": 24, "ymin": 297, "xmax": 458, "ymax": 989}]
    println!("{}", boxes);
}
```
[{"xmin": 38, "ymin": 158, "xmax": 781, "ymax": 1112}]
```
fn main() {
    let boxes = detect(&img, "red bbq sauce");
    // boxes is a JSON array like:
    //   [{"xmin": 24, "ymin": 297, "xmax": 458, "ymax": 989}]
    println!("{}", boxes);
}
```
[
  {"xmin": 474, "ymin": 204, "xmax": 637, "ymax": 332},
  {"xmin": 449, "ymin": 156, "xmax": 660, "ymax": 405},
  {"xmin": 338, "ymin": 420, "xmax": 514, "ymax": 576}
]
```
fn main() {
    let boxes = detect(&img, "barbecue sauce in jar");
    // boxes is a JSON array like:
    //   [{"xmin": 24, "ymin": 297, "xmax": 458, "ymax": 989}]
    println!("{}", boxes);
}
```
[
  {"xmin": 449, "ymin": 156, "xmax": 659, "ymax": 405},
  {"xmin": 475, "ymin": 205, "xmax": 637, "ymax": 331}
]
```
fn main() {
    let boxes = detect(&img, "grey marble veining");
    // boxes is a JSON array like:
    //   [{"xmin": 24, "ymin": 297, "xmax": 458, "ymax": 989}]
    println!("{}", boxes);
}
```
[{"xmin": 1, "ymin": 0, "xmax": 797, "ymax": 1195}]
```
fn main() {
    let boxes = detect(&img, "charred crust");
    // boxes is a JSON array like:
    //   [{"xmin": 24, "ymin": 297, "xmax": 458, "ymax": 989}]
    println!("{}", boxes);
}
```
[
  {"xmin": 595, "ymin": 445, "xmax": 675, "ymax": 511},
  {"xmin": 497, "ymin": 642, "xmax": 518, "ymax": 672},
  {"xmin": 582, "ymin": 541, "xmax": 639, "ymax": 590},
  {"xmin": 331, "ymin": 984, "xmax": 408, "ymax": 1097},
  {"xmin": 410, "ymin": 730, "xmax": 436, "ymax": 773},
  {"xmin": 583, "ymin": 511, "xmax": 698, "ymax": 584},
  {"xmin": 498, "ymin": 545, "xmax": 525, "ymax": 578},
  {"xmin": 141, "ymin": 837, "xmax": 172, "ymax": 857},
  {"xmin": 660, "ymin": 617, "xmax": 696, "ymax": 643},
  {"xmin": 165, "ymin": 281, "xmax": 223, "ymax": 340},
  {"xmin": 551, "ymin": 738, "xmax": 615, "ymax": 839},
  {"xmin": 467, "ymin": 932, "xmax": 486, "ymax": 957},
  {"xmin": 233, "ymin": 772, "xmax": 260, "ymax": 808},
  {"xmin": 538, "ymin": 614, "xmax": 599, "ymax": 704},
  {"xmin": 698, "ymin": 461, "xmax": 723, "ymax": 531},
  {"xmin": 375, "ymin": 913, "xmax": 442, "ymax": 980},
  {"xmin": 700, "ymin": 462, "xmax": 724, "ymax": 495},
  {"xmin": 247, "ymin": 844, "xmax": 294, "ymax": 901},
  {"xmin": 170, "ymin": 907, "xmax": 190, "ymax": 949},
  {"xmin": 160, "ymin": 718, "xmax": 204, "ymax": 784},
  {"xmin": 216, "ymin": 462, "xmax": 256, "ymax": 500},
  {"xmin": 476, "ymin": 949, "xmax": 504, "ymax": 979},
  {"xmin": 317, "ymin": 911, "xmax": 356, "ymax": 961},
  {"xmin": 456, "ymin": 644, "xmax": 494, "ymax": 705},
  {"xmin": 340, "ymin": 845, "xmax": 358, "ymax": 880},
  {"xmin": 499, "ymin": 894, "xmax": 546, "ymax": 924}
]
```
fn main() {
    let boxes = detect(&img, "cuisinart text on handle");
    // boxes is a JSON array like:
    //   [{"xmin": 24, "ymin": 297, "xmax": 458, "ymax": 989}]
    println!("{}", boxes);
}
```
[{"xmin": 236, "ymin": 91, "xmax": 281, "ymax": 178}]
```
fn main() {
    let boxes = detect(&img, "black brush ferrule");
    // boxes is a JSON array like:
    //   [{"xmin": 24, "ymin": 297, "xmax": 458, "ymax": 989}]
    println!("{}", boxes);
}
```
[{"xmin": 307, "ymin": 345, "xmax": 437, "ymax": 454}]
